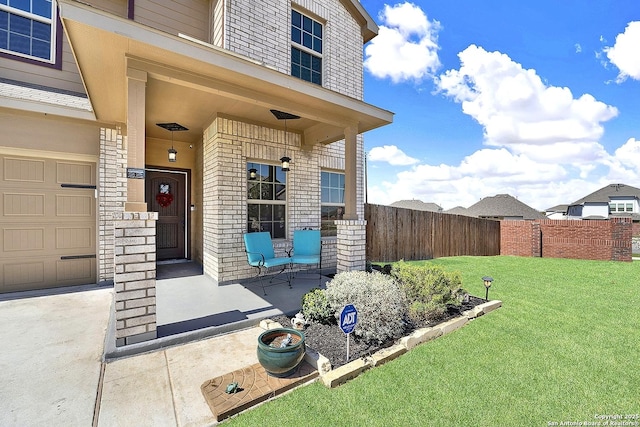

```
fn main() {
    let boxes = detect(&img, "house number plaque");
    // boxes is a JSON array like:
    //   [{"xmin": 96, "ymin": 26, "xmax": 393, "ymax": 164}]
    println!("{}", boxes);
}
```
[{"xmin": 127, "ymin": 168, "xmax": 145, "ymax": 179}]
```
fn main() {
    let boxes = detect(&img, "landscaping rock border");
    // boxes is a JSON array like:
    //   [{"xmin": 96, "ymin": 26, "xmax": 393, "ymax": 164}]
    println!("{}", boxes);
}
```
[{"xmin": 261, "ymin": 300, "xmax": 502, "ymax": 388}]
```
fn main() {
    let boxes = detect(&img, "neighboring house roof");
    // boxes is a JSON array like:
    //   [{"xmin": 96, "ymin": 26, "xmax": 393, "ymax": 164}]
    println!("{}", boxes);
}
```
[
  {"xmin": 466, "ymin": 194, "xmax": 545, "ymax": 220},
  {"xmin": 390, "ymin": 200, "xmax": 443, "ymax": 212},
  {"xmin": 546, "ymin": 204, "xmax": 568, "ymax": 213},
  {"xmin": 444, "ymin": 206, "xmax": 471, "ymax": 216},
  {"xmin": 569, "ymin": 183, "xmax": 640, "ymax": 205}
]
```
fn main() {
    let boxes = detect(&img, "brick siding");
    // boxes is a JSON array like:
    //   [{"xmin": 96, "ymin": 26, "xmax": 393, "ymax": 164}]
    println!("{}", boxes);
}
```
[
  {"xmin": 222, "ymin": 0, "xmax": 364, "ymax": 100},
  {"xmin": 98, "ymin": 127, "xmax": 126, "ymax": 284},
  {"xmin": 201, "ymin": 116, "xmax": 354, "ymax": 283}
]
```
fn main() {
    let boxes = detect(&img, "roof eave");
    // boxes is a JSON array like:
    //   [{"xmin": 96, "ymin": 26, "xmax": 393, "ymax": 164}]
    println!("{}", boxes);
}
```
[{"xmin": 57, "ymin": 0, "xmax": 392, "ymax": 143}]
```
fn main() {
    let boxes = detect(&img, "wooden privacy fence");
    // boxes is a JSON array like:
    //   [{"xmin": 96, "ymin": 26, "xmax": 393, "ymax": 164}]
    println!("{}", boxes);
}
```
[{"xmin": 365, "ymin": 204, "xmax": 501, "ymax": 262}]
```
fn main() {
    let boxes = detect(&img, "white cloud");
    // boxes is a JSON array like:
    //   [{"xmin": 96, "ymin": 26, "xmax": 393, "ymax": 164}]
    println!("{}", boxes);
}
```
[
  {"xmin": 368, "ymin": 148, "xmax": 570, "ymax": 209},
  {"xmin": 364, "ymin": 2, "xmax": 441, "ymax": 83},
  {"xmin": 603, "ymin": 21, "xmax": 640, "ymax": 82},
  {"xmin": 369, "ymin": 145, "xmax": 419, "ymax": 166},
  {"xmin": 434, "ymin": 45, "xmax": 618, "ymax": 168},
  {"xmin": 367, "ymin": 136, "xmax": 640, "ymax": 211},
  {"xmin": 603, "ymin": 138, "xmax": 640, "ymax": 182}
]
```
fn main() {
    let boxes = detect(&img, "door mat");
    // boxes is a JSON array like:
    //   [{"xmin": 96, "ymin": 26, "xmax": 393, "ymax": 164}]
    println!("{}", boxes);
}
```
[{"xmin": 201, "ymin": 361, "xmax": 317, "ymax": 421}]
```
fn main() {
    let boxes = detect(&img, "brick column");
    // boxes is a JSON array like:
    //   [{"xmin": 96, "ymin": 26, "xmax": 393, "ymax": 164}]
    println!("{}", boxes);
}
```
[
  {"xmin": 114, "ymin": 211, "xmax": 158, "ymax": 346},
  {"xmin": 531, "ymin": 221, "xmax": 541, "ymax": 257},
  {"xmin": 98, "ymin": 127, "xmax": 126, "ymax": 284},
  {"xmin": 336, "ymin": 219, "xmax": 367, "ymax": 273}
]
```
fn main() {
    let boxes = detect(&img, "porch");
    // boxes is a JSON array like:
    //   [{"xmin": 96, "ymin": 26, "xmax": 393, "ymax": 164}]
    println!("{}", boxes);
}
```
[{"xmin": 105, "ymin": 261, "xmax": 333, "ymax": 360}]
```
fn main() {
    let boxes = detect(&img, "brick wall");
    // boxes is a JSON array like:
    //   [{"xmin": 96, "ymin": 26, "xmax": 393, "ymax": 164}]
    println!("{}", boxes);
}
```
[
  {"xmin": 200, "ymin": 115, "xmax": 351, "ymax": 283},
  {"xmin": 223, "ymin": 0, "xmax": 364, "ymax": 100},
  {"xmin": 501, "ymin": 218, "xmax": 632, "ymax": 262},
  {"xmin": 98, "ymin": 127, "xmax": 126, "ymax": 284}
]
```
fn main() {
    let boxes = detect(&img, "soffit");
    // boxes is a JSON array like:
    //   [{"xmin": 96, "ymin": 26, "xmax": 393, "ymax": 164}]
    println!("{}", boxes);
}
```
[{"xmin": 58, "ymin": 0, "xmax": 392, "ymax": 145}]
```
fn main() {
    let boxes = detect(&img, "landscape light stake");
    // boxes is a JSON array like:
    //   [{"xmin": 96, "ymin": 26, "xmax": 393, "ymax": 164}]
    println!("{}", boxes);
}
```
[{"xmin": 482, "ymin": 276, "xmax": 493, "ymax": 301}]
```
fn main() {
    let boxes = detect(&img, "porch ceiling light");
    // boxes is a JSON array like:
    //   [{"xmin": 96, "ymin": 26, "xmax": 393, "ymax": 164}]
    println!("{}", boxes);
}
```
[
  {"xmin": 280, "ymin": 156, "xmax": 290, "ymax": 172},
  {"xmin": 156, "ymin": 122, "xmax": 189, "ymax": 163},
  {"xmin": 168, "ymin": 147, "xmax": 177, "ymax": 162},
  {"xmin": 270, "ymin": 109, "xmax": 300, "ymax": 173}
]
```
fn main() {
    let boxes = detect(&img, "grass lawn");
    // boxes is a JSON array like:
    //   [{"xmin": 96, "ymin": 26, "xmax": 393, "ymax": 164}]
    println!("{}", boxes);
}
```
[{"xmin": 226, "ymin": 256, "xmax": 639, "ymax": 427}]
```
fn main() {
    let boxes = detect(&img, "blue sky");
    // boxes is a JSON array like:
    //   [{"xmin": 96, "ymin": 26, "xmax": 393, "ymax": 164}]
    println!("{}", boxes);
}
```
[{"xmin": 359, "ymin": 1, "xmax": 640, "ymax": 211}]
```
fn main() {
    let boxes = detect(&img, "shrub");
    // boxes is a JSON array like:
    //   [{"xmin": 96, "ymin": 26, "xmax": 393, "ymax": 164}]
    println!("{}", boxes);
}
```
[
  {"xmin": 391, "ymin": 261, "xmax": 466, "ymax": 324},
  {"xmin": 324, "ymin": 270, "xmax": 407, "ymax": 344},
  {"xmin": 301, "ymin": 288, "xmax": 335, "ymax": 325}
]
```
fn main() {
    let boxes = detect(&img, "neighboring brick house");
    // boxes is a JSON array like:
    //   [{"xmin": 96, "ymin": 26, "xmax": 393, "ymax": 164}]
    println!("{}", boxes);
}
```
[
  {"xmin": 464, "ymin": 194, "xmax": 545, "ymax": 220},
  {"xmin": 0, "ymin": 1, "xmax": 392, "ymax": 345}
]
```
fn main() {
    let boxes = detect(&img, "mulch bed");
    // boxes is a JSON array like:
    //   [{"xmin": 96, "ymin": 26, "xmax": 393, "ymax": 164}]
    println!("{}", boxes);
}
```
[{"xmin": 272, "ymin": 295, "xmax": 486, "ymax": 369}]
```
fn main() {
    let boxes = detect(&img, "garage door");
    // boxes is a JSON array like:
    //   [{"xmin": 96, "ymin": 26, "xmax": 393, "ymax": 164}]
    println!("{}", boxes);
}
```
[{"xmin": 1, "ymin": 155, "xmax": 96, "ymax": 293}]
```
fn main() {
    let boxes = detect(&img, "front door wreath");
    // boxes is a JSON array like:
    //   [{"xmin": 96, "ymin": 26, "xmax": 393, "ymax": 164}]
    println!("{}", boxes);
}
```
[{"xmin": 156, "ymin": 183, "xmax": 174, "ymax": 208}]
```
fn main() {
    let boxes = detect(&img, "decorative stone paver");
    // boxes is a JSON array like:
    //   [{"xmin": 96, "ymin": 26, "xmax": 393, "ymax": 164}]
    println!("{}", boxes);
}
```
[{"xmin": 201, "ymin": 362, "xmax": 317, "ymax": 422}]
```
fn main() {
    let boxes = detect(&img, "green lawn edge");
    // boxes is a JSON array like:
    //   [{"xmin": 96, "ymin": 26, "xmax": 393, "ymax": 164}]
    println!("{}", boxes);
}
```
[{"xmin": 225, "ymin": 256, "xmax": 639, "ymax": 427}]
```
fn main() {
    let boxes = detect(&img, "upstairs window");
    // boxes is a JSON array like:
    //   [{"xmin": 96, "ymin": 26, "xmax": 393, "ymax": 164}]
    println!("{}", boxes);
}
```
[
  {"xmin": 321, "ymin": 171, "xmax": 344, "ymax": 237},
  {"xmin": 0, "ymin": 0, "xmax": 56, "ymax": 64},
  {"xmin": 609, "ymin": 202, "xmax": 634, "ymax": 213},
  {"xmin": 291, "ymin": 9, "xmax": 322, "ymax": 85}
]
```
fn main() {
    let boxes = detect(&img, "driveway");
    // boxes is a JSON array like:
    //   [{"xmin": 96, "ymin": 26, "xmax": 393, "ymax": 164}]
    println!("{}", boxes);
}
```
[{"xmin": 0, "ymin": 287, "xmax": 112, "ymax": 426}]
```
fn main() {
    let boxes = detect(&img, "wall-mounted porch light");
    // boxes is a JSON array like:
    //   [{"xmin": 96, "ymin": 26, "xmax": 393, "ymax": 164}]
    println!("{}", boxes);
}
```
[
  {"xmin": 270, "ymin": 109, "xmax": 300, "ymax": 172},
  {"xmin": 156, "ymin": 122, "xmax": 189, "ymax": 163},
  {"xmin": 482, "ymin": 276, "xmax": 494, "ymax": 300},
  {"xmin": 249, "ymin": 168, "xmax": 258, "ymax": 180}
]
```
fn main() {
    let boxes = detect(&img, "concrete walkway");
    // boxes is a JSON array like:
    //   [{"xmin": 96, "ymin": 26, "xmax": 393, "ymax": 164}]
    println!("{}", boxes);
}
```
[
  {"xmin": 0, "ymin": 273, "xmax": 322, "ymax": 426},
  {"xmin": 97, "ymin": 325, "xmax": 262, "ymax": 426}
]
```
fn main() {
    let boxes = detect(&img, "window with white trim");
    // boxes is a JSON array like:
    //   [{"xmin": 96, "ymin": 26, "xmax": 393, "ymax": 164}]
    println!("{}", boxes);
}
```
[
  {"xmin": 321, "ymin": 171, "xmax": 344, "ymax": 237},
  {"xmin": 0, "ymin": 0, "xmax": 56, "ymax": 63},
  {"xmin": 247, "ymin": 162, "xmax": 287, "ymax": 239},
  {"xmin": 291, "ymin": 9, "xmax": 322, "ymax": 85},
  {"xmin": 609, "ymin": 202, "xmax": 633, "ymax": 213}
]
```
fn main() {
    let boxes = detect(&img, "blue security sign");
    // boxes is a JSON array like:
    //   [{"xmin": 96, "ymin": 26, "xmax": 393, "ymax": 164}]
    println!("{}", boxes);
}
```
[{"xmin": 340, "ymin": 304, "xmax": 358, "ymax": 334}]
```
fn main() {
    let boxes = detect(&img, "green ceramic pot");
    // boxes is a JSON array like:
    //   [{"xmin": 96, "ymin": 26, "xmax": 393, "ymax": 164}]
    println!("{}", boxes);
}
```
[{"xmin": 257, "ymin": 328, "xmax": 306, "ymax": 378}]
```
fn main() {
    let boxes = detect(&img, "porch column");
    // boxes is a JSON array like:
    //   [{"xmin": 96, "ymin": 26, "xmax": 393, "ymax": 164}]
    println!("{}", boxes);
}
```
[
  {"xmin": 114, "ymin": 211, "xmax": 158, "ymax": 346},
  {"xmin": 336, "ymin": 124, "xmax": 367, "ymax": 272},
  {"xmin": 125, "ymin": 67, "xmax": 147, "ymax": 212},
  {"xmin": 343, "ymin": 124, "xmax": 358, "ymax": 220},
  {"xmin": 335, "ymin": 219, "xmax": 367, "ymax": 272}
]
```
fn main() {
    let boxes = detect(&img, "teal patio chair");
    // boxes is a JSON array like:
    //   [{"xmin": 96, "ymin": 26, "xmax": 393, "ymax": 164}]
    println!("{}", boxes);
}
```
[
  {"xmin": 290, "ymin": 229, "xmax": 322, "ymax": 284},
  {"xmin": 243, "ymin": 232, "xmax": 292, "ymax": 295}
]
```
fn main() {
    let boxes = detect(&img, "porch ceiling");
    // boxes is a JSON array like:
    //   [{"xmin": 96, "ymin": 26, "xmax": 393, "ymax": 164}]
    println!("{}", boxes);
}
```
[{"xmin": 58, "ymin": 1, "xmax": 393, "ymax": 146}]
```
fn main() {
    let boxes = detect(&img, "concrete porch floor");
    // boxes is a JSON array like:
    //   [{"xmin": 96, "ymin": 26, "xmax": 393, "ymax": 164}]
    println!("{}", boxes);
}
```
[
  {"xmin": 106, "ymin": 261, "xmax": 331, "ymax": 360},
  {"xmin": 156, "ymin": 261, "xmax": 329, "ymax": 334}
]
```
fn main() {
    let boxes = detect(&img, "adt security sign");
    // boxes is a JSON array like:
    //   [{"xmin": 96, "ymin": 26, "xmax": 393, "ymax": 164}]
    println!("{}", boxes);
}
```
[{"xmin": 340, "ymin": 304, "xmax": 358, "ymax": 334}]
